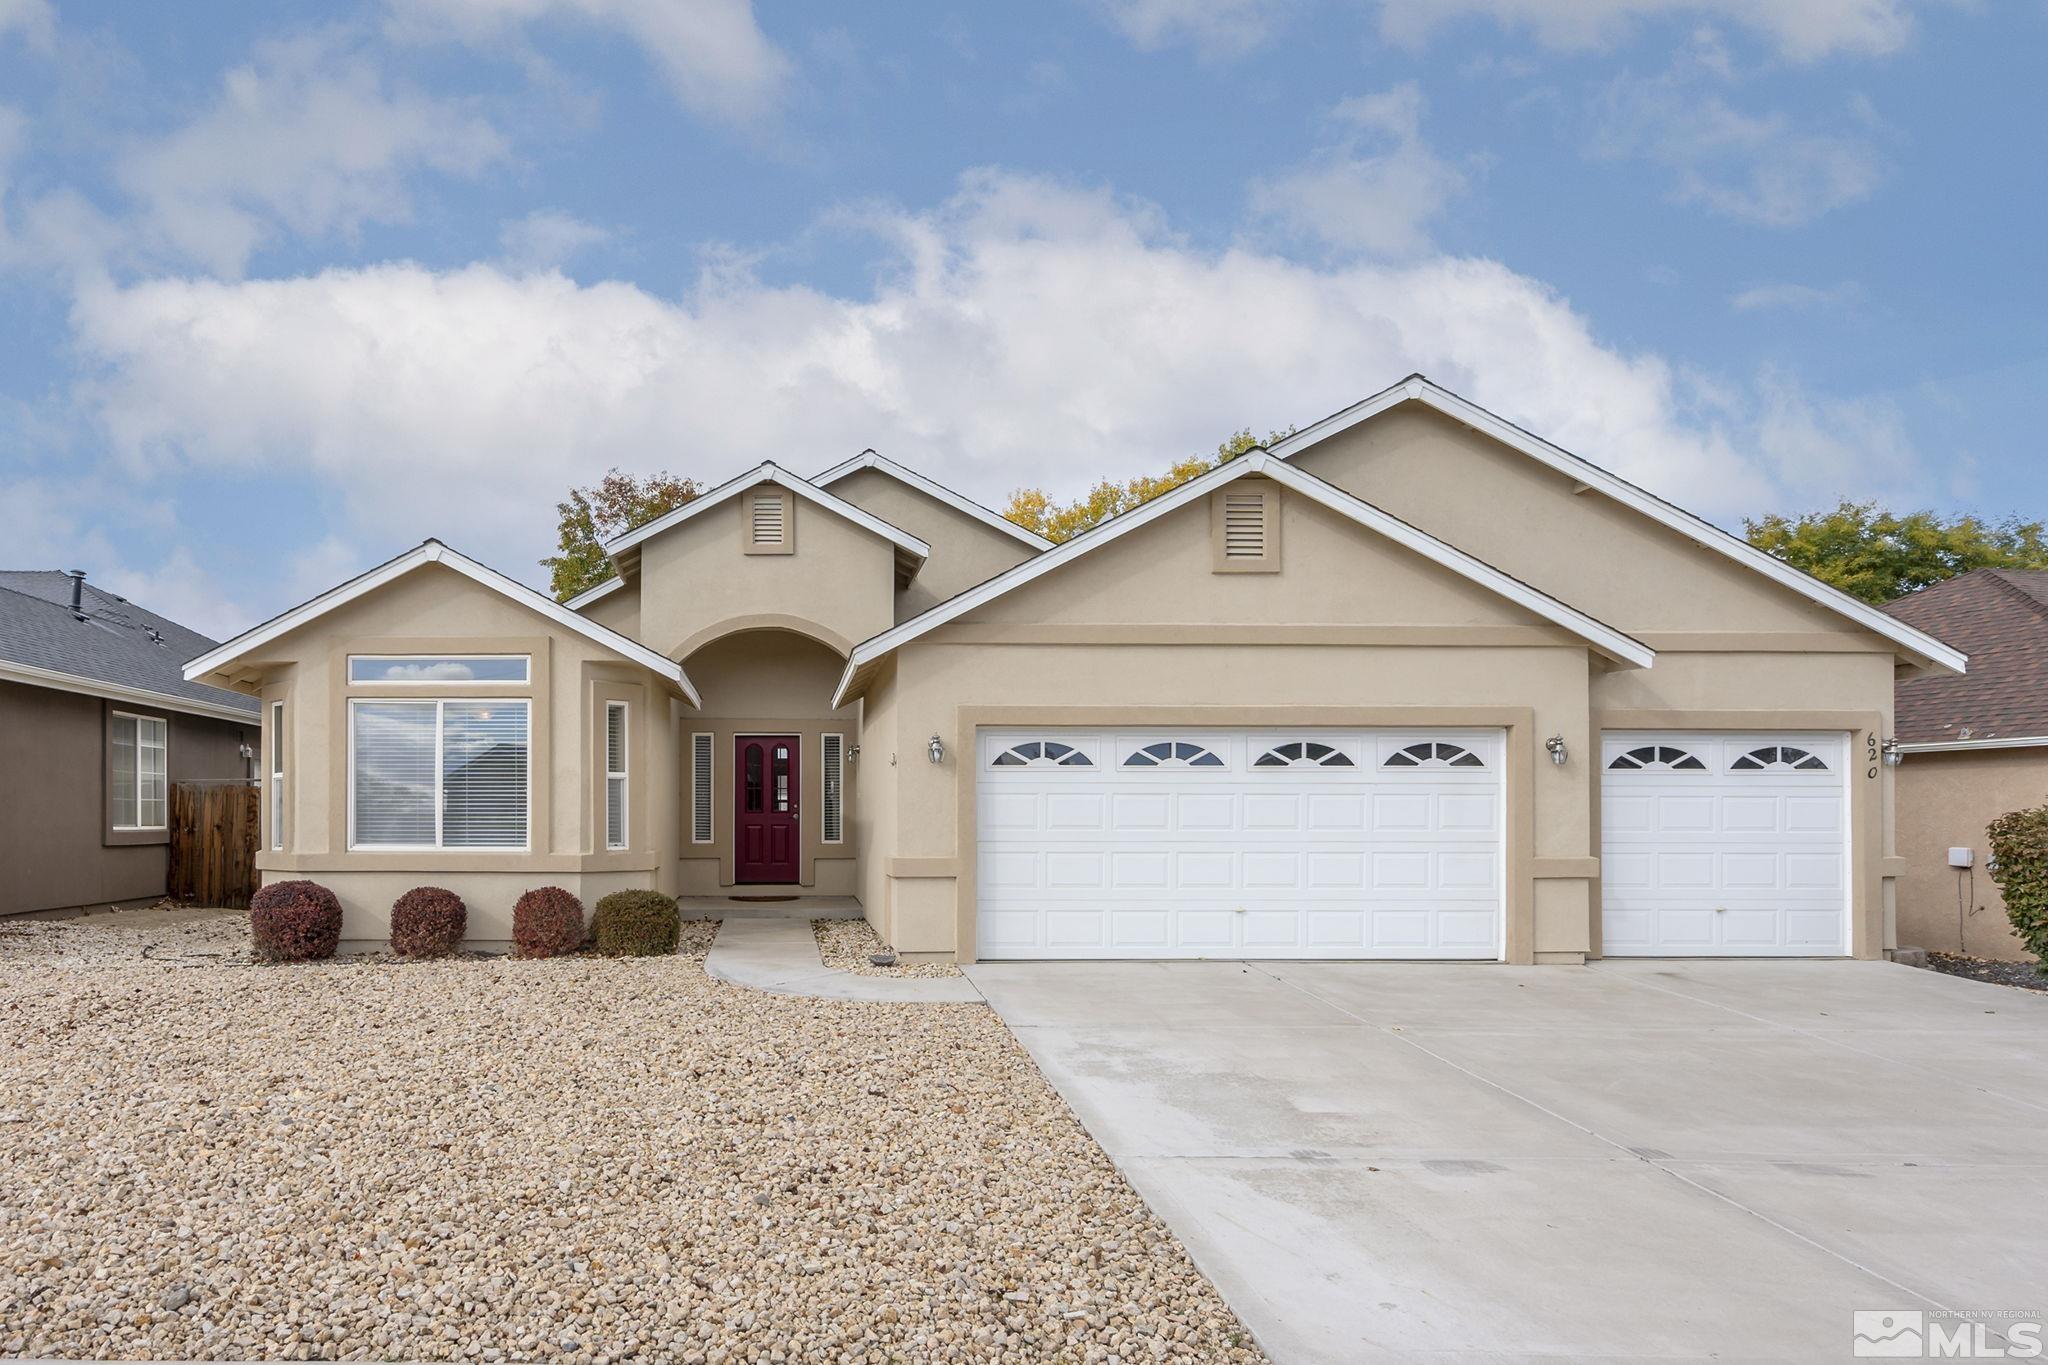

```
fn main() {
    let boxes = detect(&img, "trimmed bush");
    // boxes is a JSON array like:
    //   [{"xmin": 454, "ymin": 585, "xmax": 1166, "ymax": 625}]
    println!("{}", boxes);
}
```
[
  {"xmin": 591, "ymin": 889, "xmax": 681, "ymax": 957},
  {"xmin": 513, "ymin": 886, "xmax": 585, "ymax": 959},
  {"xmin": 249, "ymin": 880, "xmax": 343, "ymax": 963},
  {"xmin": 1987, "ymin": 802, "xmax": 2048, "ymax": 970},
  {"xmin": 390, "ymin": 886, "xmax": 466, "ymax": 959}
]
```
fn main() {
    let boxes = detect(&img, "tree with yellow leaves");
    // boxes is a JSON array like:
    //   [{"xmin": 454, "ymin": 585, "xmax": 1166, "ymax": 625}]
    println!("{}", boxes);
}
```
[{"xmin": 1002, "ymin": 427, "xmax": 1295, "ymax": 543}]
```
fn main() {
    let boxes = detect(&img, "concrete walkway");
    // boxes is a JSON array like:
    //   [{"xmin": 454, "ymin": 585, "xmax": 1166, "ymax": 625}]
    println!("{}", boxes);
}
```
[
  {"xmin": 967, "ymin": 957, "xmax": 2048, "ymax": 1364},
  {"xmin": 703, "ymin": 914, "xmax": 985, "ymax": 1004}
]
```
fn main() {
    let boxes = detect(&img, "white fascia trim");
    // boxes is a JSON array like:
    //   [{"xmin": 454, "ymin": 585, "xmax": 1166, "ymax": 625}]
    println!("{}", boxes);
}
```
[
  {"xmin": 812, "ymin": 449, "xmax": 1054, "ymax": 550},
  {"xmin": 1268, "ymin": 376, "xmax": 1969, "ymax": 677},
  {"xmin": 831, "ymin": 451, "xmax": 1654, "ymax": 705},
  {"xmin": 0, "ymin": 659, "xmax": 261, "ymax": 725},
  {"xmin": 604, "ymin": 461, "xmax": 931, "ymax": 562},
  {"xmin": 564, "ymin": 576, "xmax": 625, "ymax": 611},
  {"xmin": 1897, "ymin": 734, "xmax": 2048, "ymax": 754},
  {"xmin": 183, "ymin": 541, "xmax": 701, "ymax": 708}
]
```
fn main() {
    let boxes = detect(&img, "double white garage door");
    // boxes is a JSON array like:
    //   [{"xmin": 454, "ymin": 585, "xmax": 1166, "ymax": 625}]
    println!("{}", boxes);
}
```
[
  {"xmin": 976, "ymin": 728, "xmax": 1505, "ymax": 960},
  {"xmin": 974, "ymin": 726, "xmax": 1851, "ymax": 961}
]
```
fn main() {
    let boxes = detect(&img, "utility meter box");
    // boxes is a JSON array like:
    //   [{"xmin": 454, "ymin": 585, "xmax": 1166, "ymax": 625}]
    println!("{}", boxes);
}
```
[{"xmin": 1948, "ymin": 846, "xmax": 1975, "ymax": 868}]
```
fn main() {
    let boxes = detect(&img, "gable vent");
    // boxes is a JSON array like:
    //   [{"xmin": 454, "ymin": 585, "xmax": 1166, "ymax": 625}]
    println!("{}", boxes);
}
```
[
  {"xmin": 750, "ymin": 490, "xmax": 786, "ymax": 547},
  {"xmin": 1223, "ymin": 491, "xmax": 1267, "ymax": 558}
]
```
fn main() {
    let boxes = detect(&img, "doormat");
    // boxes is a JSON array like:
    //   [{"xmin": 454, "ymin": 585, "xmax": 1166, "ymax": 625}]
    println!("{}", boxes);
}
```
[{"xmin": 730, "ymin": 895, "xmax": 800, "ymax": 902}]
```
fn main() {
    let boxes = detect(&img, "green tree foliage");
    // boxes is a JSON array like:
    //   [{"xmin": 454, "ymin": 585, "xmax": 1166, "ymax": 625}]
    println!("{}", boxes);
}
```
[
  {"xmin": 1002, "ymin": 427, "xmax": 1296, "ymax": 544},
  {"xmin": 544, "ymin": 470, "xmax": 701, "ymax": 602},
  {"xmin": 1986, "ymin": 802, "xmax": 2048, "ymax": 969},
  {"xmin": 1743, "ymin": 501, "xmax": 2048, "ymax": 604}
]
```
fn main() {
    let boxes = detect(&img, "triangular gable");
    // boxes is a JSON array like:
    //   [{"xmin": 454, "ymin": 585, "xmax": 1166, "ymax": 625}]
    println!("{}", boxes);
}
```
[
  {"xmin": 813, "ymin": 449, "xmax": 1054, "ymax": 551},
  {"xmin": 831, "ymin": 451, "xmax": 1654, "ymax": 705},
  {"xmin": 184, "ymin": 540, "xmax": 701, "ymax": 707},
  {"xmin": 1271, "ymin": 375, "xmax": 1966, "ymax": 675}
]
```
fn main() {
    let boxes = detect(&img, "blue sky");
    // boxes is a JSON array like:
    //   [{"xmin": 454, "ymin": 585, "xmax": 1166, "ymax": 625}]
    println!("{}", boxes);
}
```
[{"xmin": 1, "ymin": 0, "xmax": 2042, "ymax": 637}]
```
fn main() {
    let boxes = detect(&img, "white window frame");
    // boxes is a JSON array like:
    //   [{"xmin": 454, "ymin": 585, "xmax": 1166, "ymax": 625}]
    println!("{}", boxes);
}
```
[
  {"xmin": 269, "ymin": 699, "xmax": 285, "ymax": 851},
  {"xmin": 604, "ymin": 701, "xmax": 629, "ymax": 851},
  {"xmin": 691, "ymin": 732, "xmax": 715, "ymax": 843},
  {"xmin": 346, "ymin": 697, "xmax": 531, "ymax": 852},
  {"xmin": 346, "ymin": 654, "xmax": 530, "ymax": 685},
  {"xmin": 110, "ymin": 710, "xmax": 168, "ymax": 831},
  {"xmin": 821, "ymin": 732, "xmax": 845, "ymax": 844}
]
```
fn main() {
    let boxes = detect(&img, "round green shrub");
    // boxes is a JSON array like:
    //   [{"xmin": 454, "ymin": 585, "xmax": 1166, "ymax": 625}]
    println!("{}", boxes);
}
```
[
  {"xmin": 390, "ymin": 886, "xmax": 466, "ymax": 959},
  {"xmin": 249, "ymin": 879, "xmax": 343, "ymax": 962},
  {"xmin": 1987, "ymin": 802, "xmax": 2048, "ymax": 970},
  {"xmin": 591, "ymin": 889, "xmax": 681, "ymax": 957},
  {"xmin": 513, "ymin": 886, "xmax": 585, "ymax": 959}
]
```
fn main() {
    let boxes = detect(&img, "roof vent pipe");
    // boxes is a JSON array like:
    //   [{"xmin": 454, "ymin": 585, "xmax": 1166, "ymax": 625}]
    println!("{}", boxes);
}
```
[{"xmin": 66, "ymin": 569, "xmax": 86, "ymax": 617}]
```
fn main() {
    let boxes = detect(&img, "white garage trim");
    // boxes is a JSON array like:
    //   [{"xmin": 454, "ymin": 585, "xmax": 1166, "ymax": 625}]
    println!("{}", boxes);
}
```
[
  {"xmin": 1600, "ymin": 731, "xmax": 1852, "ymax": 957},
  {"xmin": 975, "ymin": 726, "xmax": 1506, "ymax": 961}
]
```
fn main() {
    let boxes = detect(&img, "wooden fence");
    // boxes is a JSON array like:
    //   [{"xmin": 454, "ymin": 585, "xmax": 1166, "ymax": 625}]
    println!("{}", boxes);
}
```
[{"xmin": 169, "ymin": 781, "xmax": 261, "ymax": 909}]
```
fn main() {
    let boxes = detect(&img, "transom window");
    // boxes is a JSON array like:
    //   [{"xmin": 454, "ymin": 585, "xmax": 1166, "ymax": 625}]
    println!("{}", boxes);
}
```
[
  {"xmin": 1255, "ymin": 741, "xmax": 1355, "ymax": 768},
  {"xmin": 1124, "ymin": 741, "xmax": 1225, "ymax": 768},
  {"xmin": 1385, "ymin": 741, "xmax": 1485, "ymax": 769},
  {"xmin": 348, "ymin": 654, "xmax": 529, "ymax": 684},
  {"xmin": 111, "ymin": 711, "xmax": 168, "ymax": 830},
  {"xmin": 1731, "ymin": 745, "xmax": 1829, "ymax": 772},
  {"xmin": 1607, "ymin": 745, "xmax": 1706, "ymax": 772},
  {"xmin": 991, "ymin": 740, "xmax": 1093, "ymax": 767},
  {"xmin": 350, "ymin": 699, "xmax": 529, "ymax": 849}
]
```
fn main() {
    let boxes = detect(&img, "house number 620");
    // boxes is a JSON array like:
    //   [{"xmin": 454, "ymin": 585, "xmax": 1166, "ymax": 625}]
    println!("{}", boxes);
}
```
[{"xmin": 1865, "ymin": 734, "xmax": 1879, "ymax": 779}]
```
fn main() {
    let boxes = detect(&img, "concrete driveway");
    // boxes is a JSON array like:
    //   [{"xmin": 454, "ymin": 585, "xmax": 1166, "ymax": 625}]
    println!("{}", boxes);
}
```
[{"xmin": 963, "ymin": 958, "xmax": 2048, "ymax": 1363}]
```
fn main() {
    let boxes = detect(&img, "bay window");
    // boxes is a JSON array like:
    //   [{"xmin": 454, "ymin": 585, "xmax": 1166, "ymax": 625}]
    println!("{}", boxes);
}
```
[{"xmin": 349, "ymin": 699, "xmax": 529, "ymax": 850}]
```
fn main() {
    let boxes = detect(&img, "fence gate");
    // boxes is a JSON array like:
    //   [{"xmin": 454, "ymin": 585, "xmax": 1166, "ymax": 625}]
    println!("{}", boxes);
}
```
[{"xmin": 169, "ymin": 781, "xmax": 261, "ymax": 909}]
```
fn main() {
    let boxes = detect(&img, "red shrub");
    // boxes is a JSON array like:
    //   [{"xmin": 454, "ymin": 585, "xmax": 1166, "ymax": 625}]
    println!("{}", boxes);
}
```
[
  {"xmin": 249, "ymin": 880, "xmax": 343, "ymax": 962},
  {"xmin": 513, "ymin": 886, "xmax": 584, "ymax": 958},
  {"xmin": 390, "ymin": 886, "xmax": 466, "ymax": 959}
]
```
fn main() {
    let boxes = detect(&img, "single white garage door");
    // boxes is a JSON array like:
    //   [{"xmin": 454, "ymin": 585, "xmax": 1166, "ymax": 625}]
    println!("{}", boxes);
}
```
[
  {"xmin": 1601, "ymin": 731, "xmax": 1851, "ymax": 957},
  {"xmin": 975, "ymin": 727, "xmax": 1504, "ymax": 960}
]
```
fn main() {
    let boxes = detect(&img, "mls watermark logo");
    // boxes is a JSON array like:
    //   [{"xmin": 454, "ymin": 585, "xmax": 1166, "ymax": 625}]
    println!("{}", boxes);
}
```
[{"xmin": 1854, "ymin": 1309, "xmax": 2045, "ymax": 1358}]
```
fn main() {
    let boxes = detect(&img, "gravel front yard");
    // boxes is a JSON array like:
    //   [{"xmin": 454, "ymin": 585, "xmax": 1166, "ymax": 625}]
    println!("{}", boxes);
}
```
[
  {"xmin": 1927, "ymin": 950, "xmax": 2048, "ymax": 992},
  {"xmin": 813, "ymin": 917, "xmax": 963, "ymax": 979},
  {"xmin": 0, "ymin": 912, "xmax": 1266, "ymax": 1363}
]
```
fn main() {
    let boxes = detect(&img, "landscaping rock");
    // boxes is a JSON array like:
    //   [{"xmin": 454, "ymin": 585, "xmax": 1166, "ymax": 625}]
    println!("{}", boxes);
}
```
[{"xmin": 813, "ymin": 917, "xmax": 961, "ymax": 978}]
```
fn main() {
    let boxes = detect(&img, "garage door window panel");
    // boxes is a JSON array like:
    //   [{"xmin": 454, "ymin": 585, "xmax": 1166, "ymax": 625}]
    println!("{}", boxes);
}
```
[{"xmin": 1123, "ymin": 741, "xmax": 1225, "ymax": 768}]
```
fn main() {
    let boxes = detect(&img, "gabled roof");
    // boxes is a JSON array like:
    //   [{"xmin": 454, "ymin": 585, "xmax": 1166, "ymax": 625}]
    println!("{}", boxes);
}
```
[
  {"xmin": 564, "ymin": 575, "xmax": 625, "ymax": 611},
  {"xmin": 832, "ymin": 450, "xmax": 1655, "ymax": 705},
  {"xmin": 1883, "ymin": 569, "xmax": 2041, "ymax": 745},
  {"xmin": 1270, "ymin": 375, "xmax": 1967, "ymax": 675},
  {"xmin": 604, "ymin": 461, "xmax": 930, "ymax": 587},
  {"xmin": 0, "ymin": 571, "xmax": 260, "ymax": 723},
  {"xmin": 812, "ymin": 449, "xmax": 1054, "ymax": 551},
  {"xmin": 184, "ymin": 541, "xmax": 700, "ymax": 707}
]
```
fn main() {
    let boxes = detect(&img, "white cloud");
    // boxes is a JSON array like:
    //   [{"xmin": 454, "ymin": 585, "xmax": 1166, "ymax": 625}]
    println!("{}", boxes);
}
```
[
  {"xmin": 0, "ymin": 0, "xmax": 54, "ymax": 52},
  {"xmin": 498, "ymin": 210, "xmax": 611, "ymax": 272},
  {"xmin": 386, "ymin": 0, "xmax": 791, "ymax": 127},
  {"xmin": 1730, "ymin": 280, "xmax": 1863, "ymax": 311},
  {"xmin": 1591, "ymin": 44, "xmax": 1885, "ymax": 227},
  {"xmin": 1249, "ymin": 83, "xmax": 1466, "ymax": 257},
  {"xmin": 1753, "ymin": 367, "xmax": 1921, "ymax": 503},
  {"xmin": 1095, "ymin": 0, "xmax": 1295, "ymax": 56},
  {"xmin": 115, "ymin": 30, "xmax": 507, "ymax": 277},
  {"xmin": 1374, "ymin": 0, "xmax": 1916, "ymax": 62},
  {"xmin": 67, "ymin": 171, "xmax": 1907, "ymax": 610}
]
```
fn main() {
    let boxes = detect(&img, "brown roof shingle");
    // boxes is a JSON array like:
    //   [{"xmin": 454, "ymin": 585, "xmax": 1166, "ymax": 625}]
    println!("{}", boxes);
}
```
[{"xmin": 1883, "ymin": 569, "xmax": 2048, "ymax": 743}]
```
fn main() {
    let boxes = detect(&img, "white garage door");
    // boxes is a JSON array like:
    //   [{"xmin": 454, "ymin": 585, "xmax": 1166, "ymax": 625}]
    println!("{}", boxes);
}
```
[
  {"xmin": 975, "ymin": 727, "xmax": 1504, "ymax": 960},
  {"xmin": 1601, "ymin": 731, "xmax": 1851, "ymax": 957}
]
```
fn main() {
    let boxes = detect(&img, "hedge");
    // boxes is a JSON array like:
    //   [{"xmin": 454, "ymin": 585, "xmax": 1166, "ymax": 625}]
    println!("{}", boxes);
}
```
[
  {"xmin": 249, "ymin": 880, "xmax": 343, "ymax": 962},
  {"xmin": 390, "ymin": 886, "xmax": 466, "ymax": 959},
  {"xmin": 591, "ymin": 889, "xmax": 680, "ymax": 957},
  {"xmin": 1986, "ymin": 801, "xmax": 2048, "ymax": 968},
  {"xmin": 513, "ymin": 886, "xmax": 585, "ymax": 959}
]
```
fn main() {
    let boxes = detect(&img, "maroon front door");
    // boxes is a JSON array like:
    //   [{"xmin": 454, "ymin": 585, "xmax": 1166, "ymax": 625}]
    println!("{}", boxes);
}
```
[{"xmin": 735, "ymin": 735, "xmax": 800, "ymax": 883}]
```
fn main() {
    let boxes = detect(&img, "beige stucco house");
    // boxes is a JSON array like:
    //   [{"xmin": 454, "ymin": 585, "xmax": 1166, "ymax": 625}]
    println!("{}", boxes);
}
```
[{"xmin": 185, "ymin": 376, "xmax": 1965, "ymax": 962}]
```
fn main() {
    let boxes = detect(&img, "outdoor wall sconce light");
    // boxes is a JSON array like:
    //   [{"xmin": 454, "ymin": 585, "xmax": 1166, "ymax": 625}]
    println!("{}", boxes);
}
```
[
  {"xmin": 1545, "ymin": 734, "xmax": 1568, "ymax": 766},
  {"xmin": 847, "ymin": 745, "xmax": 860, "ymax": 764},
  {"xmin": 1882, "ymin": 738, "xmax": 1904, "ymax": 767},
  {"xmin": 928, "ymin": 734, "xmax": 945, "ymax": 764}
]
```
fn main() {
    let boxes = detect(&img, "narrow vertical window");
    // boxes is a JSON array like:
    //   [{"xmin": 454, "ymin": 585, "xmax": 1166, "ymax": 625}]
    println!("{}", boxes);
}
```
[
  {"xmin": 269, "ymin": 700, "xmax": 285, "ymax": 851},
  {"xmin": 604, "ymin": 701, "xmax": 629, "ymax": 851},
  {"xmin": 744, "ymin": 742, "xmax": 766, "ymax": 813},
  {"xmin": 111, "ymin": 711, "xmax": 168, "ymax": 831},
  {"xmin": 821, "ymin": 733, "xmax": 844, "ymax": 844},
  {"xmin": 691, "ymin": 733, "xmax": 714, "ymax": 843}
]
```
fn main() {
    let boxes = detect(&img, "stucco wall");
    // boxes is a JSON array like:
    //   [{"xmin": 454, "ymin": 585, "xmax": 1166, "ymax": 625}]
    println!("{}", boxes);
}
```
[
  {"xmin": 823, "ymin": 466, "xmax": 1040, "ymax": 620},
  {"xmin": 0, "ymin": 681, "xmax": 256, "ymax": 915},
  {"xmin": 229, "ymin": 563, "xmax": 678, "ymax": 944},
  {"xmin": 1894, "ymin": 748, "xmax": 2042, "ymax": 961},
  {"xmin": 576, "ymin": 581, "xmax": 640, "ymax": 638}
]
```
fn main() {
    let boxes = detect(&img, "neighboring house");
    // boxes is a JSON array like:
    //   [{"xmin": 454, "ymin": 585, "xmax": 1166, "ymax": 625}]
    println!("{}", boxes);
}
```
[
  {"xmin": 185, "ymin": 376, "xmax": 1964, "ymax": 961},
  {"xmin": 0, "ymin": 570, "xmax": 260, "ymax": 917},
  {"xmin": 1882, "ymin": 569, "xmax": 2047, "ymax": 961}
]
